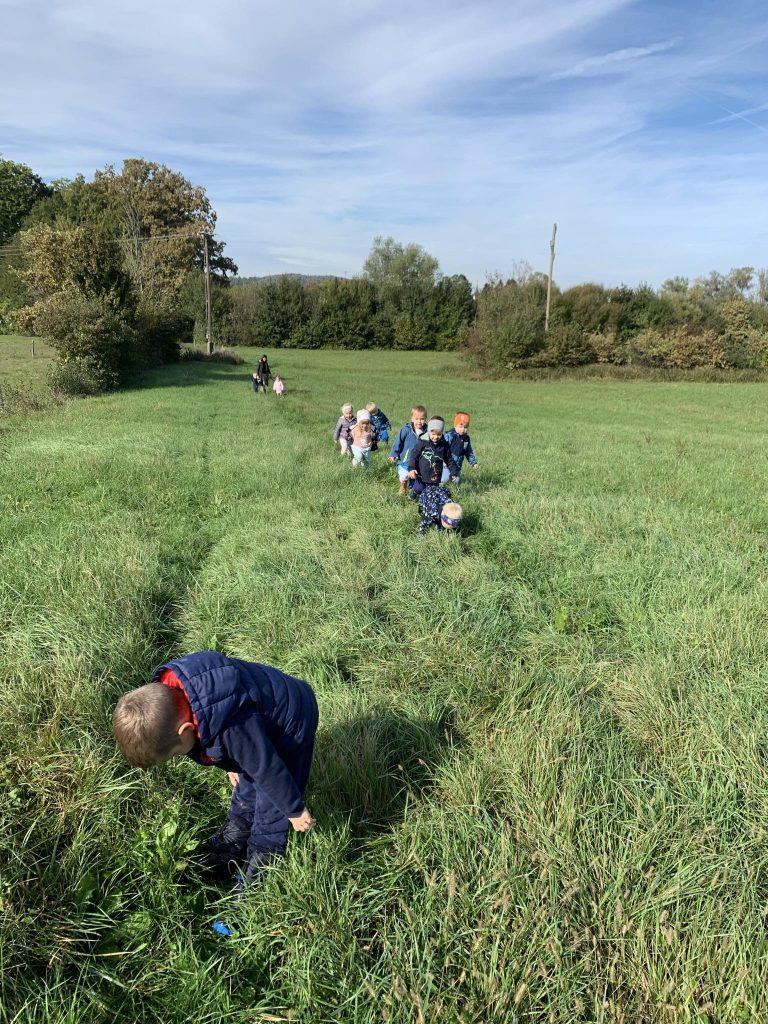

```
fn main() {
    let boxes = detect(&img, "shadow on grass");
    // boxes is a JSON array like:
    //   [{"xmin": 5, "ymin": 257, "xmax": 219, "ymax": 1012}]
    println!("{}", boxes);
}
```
[
  {"xmin": 130, "ymin": 365, "xmax": 246, "ymax": 391},
  {"xmin": 311, "ymin": 707, "xmax": 462, "ymax": 841},
  {"xmin": 453, "ymin": 467, "xmax": 508, "ymax": 496}
]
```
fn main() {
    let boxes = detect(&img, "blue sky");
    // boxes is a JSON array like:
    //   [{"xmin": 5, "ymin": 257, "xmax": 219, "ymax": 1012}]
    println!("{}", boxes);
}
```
[{"xmin": 1, "ymin": 0, "xmax": 767, "ymax": 287}]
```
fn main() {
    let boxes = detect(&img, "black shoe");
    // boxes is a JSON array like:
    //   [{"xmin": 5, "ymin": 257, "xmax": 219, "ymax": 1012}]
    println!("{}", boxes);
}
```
[
  {"xmin": 190, "ymin": 834, "xmax": 247, "ymax": 879},
  {"xmin": 244, "ymin": 845, "xmax": 282, "ymax": 883}
]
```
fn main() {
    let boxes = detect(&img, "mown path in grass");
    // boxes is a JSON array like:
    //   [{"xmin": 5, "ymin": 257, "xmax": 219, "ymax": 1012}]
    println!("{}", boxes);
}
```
[{"xmin": 3, "ymin": 348, "xmax": 768, "ymax": 1022}]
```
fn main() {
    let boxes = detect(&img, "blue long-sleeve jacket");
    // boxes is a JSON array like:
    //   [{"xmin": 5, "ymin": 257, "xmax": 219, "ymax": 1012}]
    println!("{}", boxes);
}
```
[
  {"xmin": 370, "ymin": 410, "xmax": 391, "ymax": 442},
  {"xmin": 152, "ymin": 651, "xmax": 317, "ymax": 818},
  {"xmin": 389, "ymin": 421, "xmax": 422, "ymax": 467},
  {"xmin": 444, "ymin": 429, "xmax": 477, "ymax": 468}
]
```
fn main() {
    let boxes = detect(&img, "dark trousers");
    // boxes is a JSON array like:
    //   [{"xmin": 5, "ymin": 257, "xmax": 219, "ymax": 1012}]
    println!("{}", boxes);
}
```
[{"xmin": 220, "ymin": 716, "xmax": 317, "ymax": 862}]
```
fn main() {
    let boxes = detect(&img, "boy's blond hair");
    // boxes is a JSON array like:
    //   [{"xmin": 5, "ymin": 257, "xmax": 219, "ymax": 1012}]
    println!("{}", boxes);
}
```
[
  {"xmin": 112, "ymin": 683, "xmax": 188, "ymax": 768},
  {"xmin": 411, "ymin": 405, "xmax": 427, "ymax": 417},
  {"xmin": 365, "ymin": 402, "xmax": 378, "ymax": 414},
  {"xmin": 443, "ymin": 502, "xmax": 463, "ymax": 521}
]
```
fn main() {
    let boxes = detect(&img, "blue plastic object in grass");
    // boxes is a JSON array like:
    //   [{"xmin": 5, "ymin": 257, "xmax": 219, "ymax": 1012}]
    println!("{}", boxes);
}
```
[{"xmin": 212, "ymin": 921, "xmax": 233, "ymax": 937}]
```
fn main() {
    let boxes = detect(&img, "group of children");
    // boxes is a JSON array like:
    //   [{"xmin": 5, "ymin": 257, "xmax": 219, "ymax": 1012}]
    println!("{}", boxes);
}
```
[
  {"xmin": 111, "ymin": 402, "xmax": 481, "ymax": 920},
  {"xmin": 332, "ymin": 403, "xmax": 392, "ymax": 468},
  {"xmin": 333, "ymin": 402, "xmax": 479, "ymax": 535}
]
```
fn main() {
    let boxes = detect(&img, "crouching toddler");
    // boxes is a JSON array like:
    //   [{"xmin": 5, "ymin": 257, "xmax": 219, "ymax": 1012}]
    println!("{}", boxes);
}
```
[{"xmin": 418, "ymin": 486, "xmax": 463, "ymax": 535}]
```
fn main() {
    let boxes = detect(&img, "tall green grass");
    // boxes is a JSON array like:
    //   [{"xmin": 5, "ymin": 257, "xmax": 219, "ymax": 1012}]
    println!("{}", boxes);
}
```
[
  {"xmin": 0, "ymin": 335, "xmax": 56, "ymax": 412},
  {"xmin": 2, "ymin": 347, "xmax": 768, "ymax": 1021}
]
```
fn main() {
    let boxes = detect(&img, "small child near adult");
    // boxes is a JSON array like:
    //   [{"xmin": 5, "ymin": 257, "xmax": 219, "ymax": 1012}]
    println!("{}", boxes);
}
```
[
  {"xmin": 333, "ymin": 404, "xmax": 357, "ymax": 456},
  {"xmin": 251, "ymin": 371, "xmax": 261, "ymax": 393},
  {"xmin": 408, "ymin": 418, "xmax": 460, "ymax": 495},
  {"xmin": 350, "ymin": 409, "xmax": 374, "ymax": 468},
  {"xmin": 366, "ymin": 403, "xmax": 392, "ymax": 449},
  {"xmin": 112, "ymin": 650, "xmax": 318, "ymax": 882},
  {"xmin": 418, "ymin": 486, "xmax": 463, "ymax": 535},
  {"xmin": 441, "ymin": 412, "xmax": 479, "ymax": 483},
  {"xmin": 389, "ymin": 405, "xmax": 428, "ymax": 496},
  {"xmin": 273, "ymin": 375, "xmax": 284, "ymax": 397}
]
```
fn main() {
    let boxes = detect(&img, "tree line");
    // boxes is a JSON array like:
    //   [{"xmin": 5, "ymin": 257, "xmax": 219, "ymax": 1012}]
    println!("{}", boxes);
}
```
[
  {"xmin": 223, "ymin": 239, "xmax": 475, "ymax": 351},
  {"xmin": 3, "ymin": 154, "xmax": 768, "ymax": 389},
  {"xmin": 468, "ymin": 264, "xmax": 768, "ymax": 373}
]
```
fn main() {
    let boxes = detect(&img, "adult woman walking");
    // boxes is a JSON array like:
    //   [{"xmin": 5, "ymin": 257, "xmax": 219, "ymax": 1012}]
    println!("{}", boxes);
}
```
[{"xmin": 256, "ymin": 354, "xmax": 271, "ymax": 392}]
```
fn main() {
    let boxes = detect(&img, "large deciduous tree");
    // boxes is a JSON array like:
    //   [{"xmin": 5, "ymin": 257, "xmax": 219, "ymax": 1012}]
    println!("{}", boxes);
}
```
[
  {"xmin": 12, "ymin": 159, "xmax": 231, "ymax": 388},
  {"xmin": 96, "ymin": 159, "xmax": 237, "ymax": 309},
  {"xmin": 0, "ymin": 157, "xmax": 51, "ymax": 246},
  {"xmin": 363, "ymin": 235, "xmax": 441, "ymax": 315}
]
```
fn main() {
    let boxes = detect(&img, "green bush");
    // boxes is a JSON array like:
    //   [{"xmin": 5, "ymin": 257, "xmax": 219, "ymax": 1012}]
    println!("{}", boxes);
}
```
[
  {"xmin": 530, "ymin": 324, "xmax": 596, "ymax": 366},
  {"xmin": 586, "ymin": 330, "xmax": 623, "ymax": 364},
  {"xmin": 467, "ymin": 278, "xmax": 546, "ymax": 370},
  {"xmin": 47, "ymin": 359, "xmax": 103, "ymax": 396},
  {"xmin": 24, "ymin": 291, "xmax": 139, "ymax": 390},
  {"xmin": 137, "ymin": 309, "xmax": 193, "ymax": 366},
  {"xmin": 0, "ymin": 298, "xmax": 18, "ymax": 333},
  {"xmin": 625, "ymin": 328, "xmax": 670, "ymax": 367},
  {"xmin": 627, "ymin": 326, "xmax": 727, "ymax": 369},
  {"xmin": 180, "ymin": 346, "xmax": 244, "ymax": 364},
  {"xmin": 0, "ymin": 380, "xmax": 61, "ymax": 413}
]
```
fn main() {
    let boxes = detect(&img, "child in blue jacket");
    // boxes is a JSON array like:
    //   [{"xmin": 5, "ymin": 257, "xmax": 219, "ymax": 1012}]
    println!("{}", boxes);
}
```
[
  {"xmin": 113, "ymin": 650, "xmax": 318, "ymax": 881},
  {"xmin": 366, "ymin": 403, "xmax": 392, "ymax": 450},
  {"xmin": 389, "ymin": 404, "xmax": 428, "ymax": 496},
  {"xmin": 442, "ymin": 411, "xmax": 479, "ymax": 483}
]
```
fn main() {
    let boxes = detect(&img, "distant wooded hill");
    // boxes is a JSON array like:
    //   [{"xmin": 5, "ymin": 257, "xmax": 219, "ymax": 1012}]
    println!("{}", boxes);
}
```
[{"xmin": 232, "ymin": 274, "xmax": 342, "ymax": 287}]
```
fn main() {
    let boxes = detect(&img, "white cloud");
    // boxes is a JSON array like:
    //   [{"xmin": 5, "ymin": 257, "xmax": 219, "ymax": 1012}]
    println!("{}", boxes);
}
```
[
  {"xmin": 1, "ymin": 0, "xmax": 768, "ymax": 286},
  {"xmin": 549, "ymin": 40, "xmax": 677, "ymax": 80}
]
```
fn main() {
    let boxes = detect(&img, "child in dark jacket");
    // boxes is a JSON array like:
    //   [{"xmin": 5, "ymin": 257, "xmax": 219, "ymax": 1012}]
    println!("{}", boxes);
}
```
[
  {"xmin": 113, "ymin": 650, "xmax": 318, "ymax": 881},
  {"xmin": 389, "ymin": 405, "xmax": 428, "ymax": 496},
  {"xmin": 442, "ymin": 411, "xmax": 479, "ymax": 483},
  {"xmin": 418, "ymin": 486, "xmax": 463, "ymax": 535},
  {"xmin": 408, "ymin": 418, "xmax": 459, "ymax": 496}
]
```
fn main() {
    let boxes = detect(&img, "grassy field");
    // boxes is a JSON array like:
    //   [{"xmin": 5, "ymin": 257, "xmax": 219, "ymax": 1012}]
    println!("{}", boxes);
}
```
[
  {"xmin": 3, "ymin": 342, "xmax": 768, "ymax": 1022},
  {"xmin": 0, "ymin": 333, "xmax": 55, "ymax": 385}
]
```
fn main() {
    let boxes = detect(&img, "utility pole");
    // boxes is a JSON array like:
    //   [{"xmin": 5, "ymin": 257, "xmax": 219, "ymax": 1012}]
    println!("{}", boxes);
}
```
[
  {"xmin": 545, "ymin": 222, "xmax": 557, "ymax": 333},
  {"xmin": 203, "ymin": 233, "xmax": 213, "ymax": 355}
]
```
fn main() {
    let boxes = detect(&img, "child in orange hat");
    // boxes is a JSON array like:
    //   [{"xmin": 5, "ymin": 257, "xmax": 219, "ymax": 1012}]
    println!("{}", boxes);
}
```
[{"xmin": 442, "ymin": 412, "xmax": 479, "ymax": 484}]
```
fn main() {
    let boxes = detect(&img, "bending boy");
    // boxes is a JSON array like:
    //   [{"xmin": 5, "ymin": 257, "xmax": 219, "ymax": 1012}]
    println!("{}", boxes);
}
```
[{"xmin": 113, "ymin": 650, "xmax": 318, "ymax": 881}]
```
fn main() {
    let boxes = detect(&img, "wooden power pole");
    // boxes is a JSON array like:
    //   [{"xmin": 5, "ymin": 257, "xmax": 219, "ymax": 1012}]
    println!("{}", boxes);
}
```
[
  {"xmin": 203, "ymin": 233, "xmax": 213, "ymax": 355},
  {"xmin": 545, "ymin": 222, "xmax": 557, "ymax": 333}
]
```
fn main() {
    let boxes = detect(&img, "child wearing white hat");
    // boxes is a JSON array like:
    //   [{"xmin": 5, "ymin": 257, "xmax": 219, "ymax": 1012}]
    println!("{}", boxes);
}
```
[{"xmin": 349, "ymin": 409, "xmax": 373, "ymax": 469}]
